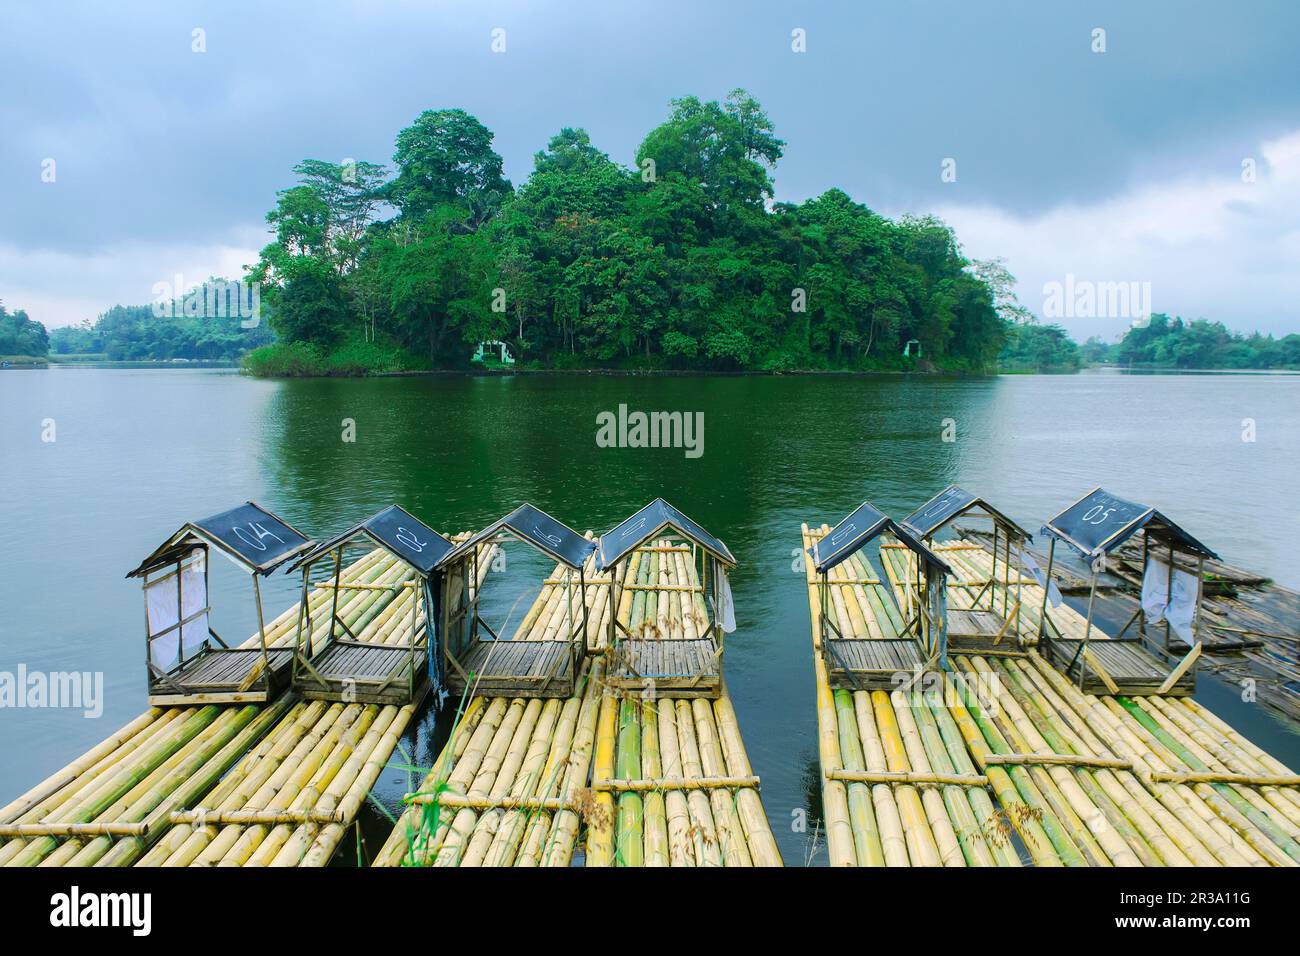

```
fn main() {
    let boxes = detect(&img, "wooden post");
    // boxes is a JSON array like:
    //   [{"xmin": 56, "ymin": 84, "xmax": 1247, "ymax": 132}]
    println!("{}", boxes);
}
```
[
  {"xmin": 328, "ymin": 545, "xmax": 344, "ymax": 647},
  {"xmin": 1139, "ymin": 530, "xmax": 1148, "ymax": 642},
  {"xmin": 1165, "ymin": 539, "xmax": 1175, "ymax": 653},
  {"xmin": 989, "ymin": 522, "xmax": 998, "ymax": 613},
  {"xmin": 1002, "ymin": 526, "xmax": 1011, "ymax": 617},
  {"xmin": 408, "ymin": 565, "xmax": 418, "ymax": 701},
  {"xmin": 1079, "ymin": 569, "xmax": 1099, "ymax": 690},
  {"xmin": 253, "ymin": 572, "xmax": 269, "ymax": 693},
  {"xmin": 1037, "ymin": 537, "xmax": 1056, "ymax": 654},
  {"xmin": 174, "ymin": 557, "xmax": 185, "ymax": 668}
]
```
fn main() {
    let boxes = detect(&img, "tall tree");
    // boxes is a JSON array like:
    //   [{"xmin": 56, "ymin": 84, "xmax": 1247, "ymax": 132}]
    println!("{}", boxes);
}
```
[{"xmin": 389, "ymin": 109, "xmax": 512, "ymax": 228}]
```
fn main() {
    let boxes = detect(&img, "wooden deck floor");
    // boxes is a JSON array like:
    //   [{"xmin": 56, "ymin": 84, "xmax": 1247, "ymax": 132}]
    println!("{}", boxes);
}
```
[
  {"xmin": 606, "ymin": 636, "xmax": 721, "ymax": 697},
  {"xmin": 448, "ymin": 639, "xmax": 575, "ymax": 698},
  {"xmin": 149, "ymin": 647, "xmax": 293, "ymax": 703},
  {"xmin": 947, "ymin": 607, "xmax": 1023, "ymax": 654},
  {"xmin": 824, "ymin": 638, "xmax": 926, "ymax": 690},
  {"xmin": 1046, "ymin": 638, "xmax": 1193, "ymax": 696},
  {"xmin": 298, "ymin": 641, "xmax": 426, "ymax": 705}
]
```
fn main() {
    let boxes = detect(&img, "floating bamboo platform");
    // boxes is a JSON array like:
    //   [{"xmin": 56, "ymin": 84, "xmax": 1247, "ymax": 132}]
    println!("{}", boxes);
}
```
[
  {"xmin": 375, "ymin": 540, "xmax": 779, "ymax": 866},
  {"xmin": 374, "ymin": 544, "xmax": 609, "ymax": 867},
  {"xmin": 959, "ymin": 526, "xmax": 1300, "ymax": 722},
  {"xmin": 803, "ymin": 523, "xmax": 1300, "ymax": 867},
  {"xmin": 587, "ymin": 540, "xmax": 778, "ymax": 865},
  {"xmin": 0, "ymin": 537, "xmax": 492, "ymax": 868},
  {"xmin": 884, "ymin": 542, "xmax": 1195, "ymax": 696}
]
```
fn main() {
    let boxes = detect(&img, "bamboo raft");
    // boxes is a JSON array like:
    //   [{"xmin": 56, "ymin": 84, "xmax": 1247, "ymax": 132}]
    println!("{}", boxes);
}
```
[
  {"xmin": 886, "ymin": 542, "xmax": 1196, "ymax": 696},
  {"xmin": 959, "ymin": 526, "xmax": 1300, "ymax": 722},
  {"xmin": 375, "ymin": 540, "xmax": 780, "ymax": 866},
  {"xmin": 587, "ymin": 540, "xmax": 779, "ymax": 865},
  {"xmin": 0, "ymin": 538, "xmax": 491, "ymax": 868},
  {"xmin": 803, "ymin": 523, "xmax": 1300, "ymax": 867}
]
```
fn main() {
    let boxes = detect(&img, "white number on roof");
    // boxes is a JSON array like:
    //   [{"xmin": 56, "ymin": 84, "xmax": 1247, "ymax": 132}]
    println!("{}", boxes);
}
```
[
  {"xmin": 396, "ymin": 526, "xmax": 426, "ymax": 552},
  {"xmin": 232, "ymin": 522, "xmax": 285, "ymax": 552},
  {"xmin": 1081, "ymin": 505, "xmax": 1115, "ymax": 525}
]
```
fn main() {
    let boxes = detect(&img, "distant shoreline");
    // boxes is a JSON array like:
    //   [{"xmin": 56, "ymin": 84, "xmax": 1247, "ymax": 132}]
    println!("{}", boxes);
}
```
[{"xmin": 20, "ymin": 360, "xmax": 1300, "ymax": 378}]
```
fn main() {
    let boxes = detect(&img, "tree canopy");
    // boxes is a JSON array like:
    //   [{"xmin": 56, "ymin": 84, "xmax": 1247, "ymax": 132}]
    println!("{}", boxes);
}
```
[
  {"xmin": 245, "ymin": 91, "xmax": 1008, "ymax": 373},
  {"xmin": 0, "ymin": 303, "xmax": 49, "ymax": 357}
]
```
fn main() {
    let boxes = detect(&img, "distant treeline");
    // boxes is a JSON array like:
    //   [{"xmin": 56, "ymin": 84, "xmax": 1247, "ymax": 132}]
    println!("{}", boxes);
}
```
[
  {"xmin": 244, "ymin": 91, "xmax": 1013, "ymax": 374},
  {"xmin": 0, "ymin": 303, "xmax": 49, "ymax": 358},
  {"xmin": 998, "ymin": 323, "xmax": 1081, "ymax": 371},
  {"xmin": 49, "ymin": 299, "xmax": 272, "ymax": 361},
  {"xmin": 1082, "ymin": 314, "xmax": 1300, "ymax": 370}
]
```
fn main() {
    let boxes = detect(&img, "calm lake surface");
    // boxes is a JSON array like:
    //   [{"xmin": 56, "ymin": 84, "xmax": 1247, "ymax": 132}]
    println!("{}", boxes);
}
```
[{"xmin": 3, "ymin": 367, "xmax": 1299, "ymax": 864}]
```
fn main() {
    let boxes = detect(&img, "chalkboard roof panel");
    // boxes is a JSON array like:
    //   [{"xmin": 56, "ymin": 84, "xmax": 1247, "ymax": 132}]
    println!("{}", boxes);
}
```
[
  {"xmin": 362, "ymin": 505, "xmax": 453, "ymax": 572},
  {"xmin": 809, "ymin": 500, "xmax": 952, "ymax": 575},
  {"xmin": 1041, "ymin": 487, "xmax": 1218, "ymax": 560},
  {"xmin": 809, "ymin": 500, "xmax": 890, "ymax": 573},
  {"xmin": 901, "ymin": 485, "xmax": 1032, "ymax": 541},
  {"xmin": 288, "ymin": 504, "xmax": 453, "ymax": 575},
  {"xmin": 438, "ymin": 503, "xmax": 595, "ymax": 570},
  {"xmin": 596, "ymin": 498, "xmax": 735, "ymax": 571},
  {"xmin": 127, "ymin": 501, "xmax": 313, "ymax": 577}
]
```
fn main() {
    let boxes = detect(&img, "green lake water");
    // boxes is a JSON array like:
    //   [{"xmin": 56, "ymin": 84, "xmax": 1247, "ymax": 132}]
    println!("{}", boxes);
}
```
[{"xmin": 2, "ymin": 367, "xmax": 1298, "ymax": 864}]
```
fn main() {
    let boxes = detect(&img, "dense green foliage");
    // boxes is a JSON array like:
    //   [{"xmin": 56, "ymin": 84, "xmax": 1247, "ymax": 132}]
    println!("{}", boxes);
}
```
[
  {"xmin": 49, "ymin": 296, "xmax": 272, "ymax": 361},
  {"xmin": 247, "ymin": 92, "xmax": 1007, "ymax": 373},
  {"xmin": 1088, "ymin": 314, "xmax": 1300, "ymax": 369},
  {"xmin": 998, "ymin": 322, "xmax": 1081, "ymax": 370},
  {"xmin": 242, "ymin": 336, "xmax": 427, "ymax": 377},
  {"xmin": 0, "ymin": 303, "xmax": 49, "ymax": 358}
]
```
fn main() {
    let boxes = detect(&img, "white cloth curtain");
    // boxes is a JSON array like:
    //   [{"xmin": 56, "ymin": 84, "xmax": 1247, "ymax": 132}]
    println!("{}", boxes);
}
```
[
  {"xmin": 1142, "ymin": 556, "xmax": 1198, "ymax": 643},
  {"xmin": 146, "ymin": 554, "xmax": 209, "ymax": 667},
  {"xmin": 721, "ymin": 575, "xmax": 736, "ymax": 633}
]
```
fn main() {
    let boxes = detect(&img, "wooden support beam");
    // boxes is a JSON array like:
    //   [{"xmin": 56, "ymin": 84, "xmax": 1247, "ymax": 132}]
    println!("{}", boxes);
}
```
[
  {"xmin": 825, "ymin": 768, "xmax": 989, "ymax": 787},
  {"xmin": 168, "ymin": 809, "xmax": 345, "ymax": 826},
  {"xmin": 403, "ymin": 793, "xmax": 580, "ymax": 812},
  {"xmin": 0, "ymin": 821, "xmax": 149, "ymax": 838},
  {"xmin": 980, "ymin": 752, "xmax": 1133, "ymax": 771},
  {"xmin": 621, "ymin": 584, "xmax": 705, "ymax": 593},
  {"xmin": 1157, "ymin": 641, "xmax": 1202, "ymax": 694},
  {"xmin": 1144, "ymin": 770, "xmax": 1300, "ymax": 786},
  {"xmin": 312, "ymin": 581, "xmax": 415, "ymax": 592},
  {"xmin": 591, "ymin": 774, "xmax": 760, "ymax": 792}
]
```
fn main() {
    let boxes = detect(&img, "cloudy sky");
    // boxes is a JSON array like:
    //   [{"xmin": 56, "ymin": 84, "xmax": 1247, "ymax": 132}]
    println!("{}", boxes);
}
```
[{"xmin": 3, "ymin": 0, "xmax": 1298, "ymax": 339}]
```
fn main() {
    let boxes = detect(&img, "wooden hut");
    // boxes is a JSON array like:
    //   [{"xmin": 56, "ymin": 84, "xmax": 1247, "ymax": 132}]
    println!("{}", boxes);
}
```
[
  {"xmin": 809, "ymin": 501, "xmax": 950, "ymax": 690},
  {"xmin": 597, "ymin": 498, "xmax": 736, "ymax": 698},
  {"xmin": 286, "ymin": 505, "xmax": 451, "ymax": 706},
  {"xmin": 901, "ymin": 485, "xmax": 1033, "ymax": 656},
  {"xmin": 126, "ymin": 501, "xmax": 313, "ymax": 705},
  {"xmin": 1037, "ymin": 487, "xmax": 1217, "ymax": 696},
  {"xmin": 437, "ymin": 503, "xmax": 595, "ymax": 699}
]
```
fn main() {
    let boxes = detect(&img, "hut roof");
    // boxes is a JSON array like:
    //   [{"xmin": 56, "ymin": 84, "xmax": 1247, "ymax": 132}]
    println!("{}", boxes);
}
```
[
  {"xmin": 901, "ymin": 485, "xmax": 1033, "ymax": 541},
  {"xmin": 438, "ymin": 503, "xmax": 595, "ymax": 571},
  {"xmin": 1041, "ymin": 487, "xmax": 1219, "ymax": 561},
  {"xmin": 287, "ymin": 504, "xmax": 453, "ymax": 575},
  {"xmin": 809, "ymin": 500, "xmax": 952, "ymax": 576},
  {"xmin": 596, "ymin": 498, "xmax": 735, "ymax": 571},
  {"xmin": 127, "ymin": 501, "xmax": 313, "ymax": 578}
]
